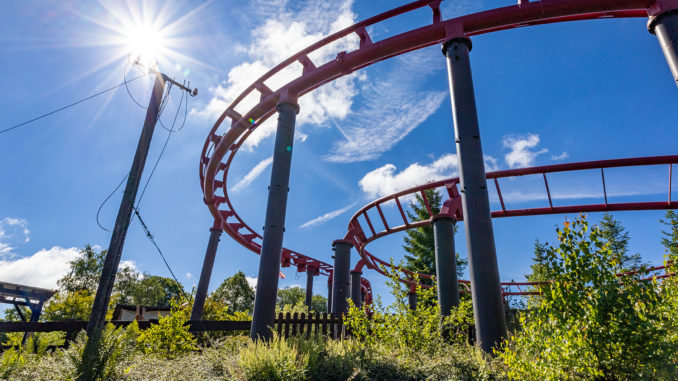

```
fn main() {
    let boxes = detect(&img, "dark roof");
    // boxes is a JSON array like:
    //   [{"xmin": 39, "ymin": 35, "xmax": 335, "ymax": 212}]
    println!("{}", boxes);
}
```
[{"xmin": 0, "ymin": 281, "xmax": 56, "ymax": 307}]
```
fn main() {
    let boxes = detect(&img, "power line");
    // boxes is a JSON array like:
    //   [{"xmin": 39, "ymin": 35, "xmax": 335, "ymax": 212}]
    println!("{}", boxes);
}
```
[
  {"xmin": 95, "ymin": 79, "xmax": 178, "ymax": 232},
  {"xmin": 137, "ymin": 88, "xmax": 186, "ymax": 207},
  {"xmin": 1, "ymin": 74, "xmax": 147, "ymax": 135}
]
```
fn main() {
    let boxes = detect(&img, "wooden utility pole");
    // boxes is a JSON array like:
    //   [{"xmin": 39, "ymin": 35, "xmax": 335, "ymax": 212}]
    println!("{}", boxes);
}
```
[{"xmin": 79, "ymin": 69, "xmax": 196, "ymax": 380}]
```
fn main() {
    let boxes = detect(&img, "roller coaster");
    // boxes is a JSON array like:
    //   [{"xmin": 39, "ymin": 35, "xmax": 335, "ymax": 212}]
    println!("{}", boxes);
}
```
[{"xmin": 194, "ymin": 0, "xmax": 678, "ymax": 350}]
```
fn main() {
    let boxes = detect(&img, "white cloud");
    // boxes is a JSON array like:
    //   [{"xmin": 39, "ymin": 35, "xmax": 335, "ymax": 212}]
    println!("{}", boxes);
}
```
[
  {"xmin": 551, "ymin": 151, "xmax": 569, "ymax": 161},
  {"xmin": 185, "ymin": 272, "xmax": 193, "ymax": 280},
  {"xmin": 246, "ymin": 276, "xmax": 257, "ymax": 289},
  {"xmin": 0, "ymin": 217, "xmax": 30, "ymax": 257},
  {"xmin": 0, "ymin": 246, "xmax": 80, "ymax": 289},
  {"xmin": 503, "ymin": 134, "xmax": 548, "ymax": 168},
  {"xmin": 196, "ymin": 0, "xmax": 360, "ymax": 149},
  {"xmin": 119, "ymin": 260, "xmax": 137, "ymax": 272},
  {"xmin": 299, "ymin": 202, "xmax": 358, "ymax": 229},
  {"xmin": 231, "ymin": 156, "xmax": 273, "ymax": 192},
  {"xmin": 0, "ymin": 246, "xmax": 139, "ymax": 290},
  {"xmin": 325, "ymin": 52, "xmax": 447, "ymax": 163},
  {"xmin": 358, "ymin": 154, "xmax": 459, "ymax": 199}
]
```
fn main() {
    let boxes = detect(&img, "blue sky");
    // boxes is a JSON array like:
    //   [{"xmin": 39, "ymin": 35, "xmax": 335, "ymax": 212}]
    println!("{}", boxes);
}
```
[{"xmin": 1, "ymin": 0, "xmax": 677, "ymax": 305}]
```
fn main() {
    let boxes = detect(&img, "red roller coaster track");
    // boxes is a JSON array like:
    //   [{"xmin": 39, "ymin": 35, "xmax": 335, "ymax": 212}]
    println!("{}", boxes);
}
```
[
  {"xmin": 344, "ymin": 155, "xmax": 678, "ymax": 294},
  {"xmin": 199, "ymin": 0, "xmax": 678, "ymax": 300}
]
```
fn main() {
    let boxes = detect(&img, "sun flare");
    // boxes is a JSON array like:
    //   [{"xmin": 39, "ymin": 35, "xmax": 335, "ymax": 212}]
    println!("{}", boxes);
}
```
[{"xmin": 124, "ymin": 24, "xmax": 166, "ymax": 68}]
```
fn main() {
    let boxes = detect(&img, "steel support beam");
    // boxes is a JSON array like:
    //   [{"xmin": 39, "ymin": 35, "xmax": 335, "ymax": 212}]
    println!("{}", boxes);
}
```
[
  {"xmin": 650, "ymin": 10, "xmax": 678, "ymax": 86},
  {"xmin": 250, "ymin": 101, "xmax": 298, "ymax": 341},
  {"xmin": 305, "ymin": 268, "xmax": 314, "ymax": 310},
  {"xmin": 190, "ymin": 226, "xmax": 222, "ymax": 321},
  {"xmin": 433, "ymin": 216, "xmax": 460, "ymax": 316},
  {"xmin": 443, "ymin": 37, "xmax": 507, "ymax": 352},
  {"xmin": 350, "ymin": 271, "xmax": 362, "ymax": 308},
  {"xmin": 407, "ymin": 291, "xmax": 417, "ymax": 310},
  {"xmin": 327, "ymin": 281, "xmax": 333, "ymax": 313},
  {"xmin": 331, "ymin": 240, "xmax": 352, "ymax": 314}
]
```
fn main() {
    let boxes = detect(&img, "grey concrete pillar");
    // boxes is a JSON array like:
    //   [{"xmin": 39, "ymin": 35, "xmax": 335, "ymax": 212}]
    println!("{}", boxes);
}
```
[
  {"xmin": 350, "ymin": 271, "xmax": 362, "ymax": 308},
  {"xmin": 443, "ymin": 37, "xmax": 507, "ymax": 352},
  {"xmin": 250, "ymin": 101, "xmax": 298, "ymax": 341},
  {"xmin": 407, "ymin": 291, "xmax": 417, "ymax": 311},
  {"xmin": 327, "ymin": 281, "xmax": 333, "ymax": 313},
  {"xmin": 433, "ymin": 216, "xmax": 460, "ymax": 316},
  {"xmin": 331, "ymin": 240, "xmax": 352, "ymax": 315},
  {"xmin": 190, "ymin": 227, "xmax": 222, "ymax": 321},
  {"xmin": 650, "ymin": 10, "xmax": 678, "ymax": 86},
  {"xmin": 305, "ymin": 268, "xmax": 314, "ymax": 310}
]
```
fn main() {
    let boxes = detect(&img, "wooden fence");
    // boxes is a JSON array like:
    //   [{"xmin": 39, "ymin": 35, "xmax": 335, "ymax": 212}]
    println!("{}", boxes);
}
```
[{"xmin": 0, "ymin": 312, "xmax": 344, "ymax": 342}]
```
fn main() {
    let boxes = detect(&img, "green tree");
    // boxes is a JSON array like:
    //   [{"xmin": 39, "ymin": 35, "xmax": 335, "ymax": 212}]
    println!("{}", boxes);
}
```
[
  {"xmin": 599, "ymin": 212, "xmax": 643, "ymax": 270},
  {"xmin": 310, "ymin": 294, "xmax": 327, "ymax": 314},
  {"xmin": 277, "ymin": 286, "xmax": 305, "ymax": 310},
  {"xmin": 130, "ymin": 275, "xmax": 184, "ymax": 306},
  {"xmin": 402, "ymin": 188, "xmax": 466, "ymax": 278},
  {"xmin": 56, "ymin": 245, "xmax": 139, "ymax": 299},
  {"xmin": 210, "ymin": 271, "xmax": 255, "ymax": 313},
  {"xmin": 500, "ymin": 215, "xmax": 674, "ymax": 380},
  {"xmin": 660, "ymin": 210, "xmax": 678, "ymax": 260}
]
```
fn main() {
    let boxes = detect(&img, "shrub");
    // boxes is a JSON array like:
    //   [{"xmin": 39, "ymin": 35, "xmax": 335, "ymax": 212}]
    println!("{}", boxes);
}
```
[
  {"xmin": 136, "ymin": 299, "xmax": 197, "ymax": 358},
  {"xmin": 345, "ymin": 262, "xmax": 474, "ymax": 360},
  {"xmin": 499, "ymin": 215, "xmax": 677, "ymax": 380},
  {"xmin": 236, "ymin": 333, "xmax": 308, "ymax": 381}
]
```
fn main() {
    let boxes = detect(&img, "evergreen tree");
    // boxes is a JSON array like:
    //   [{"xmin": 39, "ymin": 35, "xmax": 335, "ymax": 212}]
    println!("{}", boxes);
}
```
[
  {"xmin": 660, "ymin": 210, "xmax": 678, "ymax": 260},
  {"xmin": 402, "ymin": 187, "xmax": 467, "ymax": 278},
  {"xmin": 526, "ymin": 240, "xmax": 549, "ymax": 283},
  {"xmin": 598, "ymin": 213, "xmax": 643, "ymax": 270}
]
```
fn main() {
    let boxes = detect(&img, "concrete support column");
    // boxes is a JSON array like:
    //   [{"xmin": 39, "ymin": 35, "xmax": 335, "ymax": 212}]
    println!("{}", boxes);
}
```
[
  {"xmin": 250, "ymin": 101, "xmax": 299, "ymax": 341},
  {"xmin": 407, "ymin": 291, "xmax": 417, "ymax": 311},
  {"xmin": 443, "ymin": 37, "xmax": 507, "ymax": 352},
  {"xmin": 650, "ymin": 10, "xmax": 678, "ymax": 86},
  {"xmin": 350, "ymin": 271, "xmax": 362, "ymax": 308},
  {"xmin": 190, "ymin": 226, "xmax": 222, "ymax": 321},
  {"xmin": 331, "ymin": 240, "xmax": 352, "ymax": 315},
  {"xmin": 305, "ymin": 268, "xmax": 314, "ymax": 311},
  {"xmin": 433, "ymin": 216, "xmax": 460, "ymax": 316}
]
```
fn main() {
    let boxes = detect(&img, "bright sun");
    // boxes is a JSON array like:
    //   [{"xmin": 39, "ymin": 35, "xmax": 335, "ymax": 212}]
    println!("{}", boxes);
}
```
[{"xmin": 125, "ymin": 24, "xmax": 166, "ymax": 68}]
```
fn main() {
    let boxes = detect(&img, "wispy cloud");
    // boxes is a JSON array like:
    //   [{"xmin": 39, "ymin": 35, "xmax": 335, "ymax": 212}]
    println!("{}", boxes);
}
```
[
  {"xmin": 195, "ymin": 0, "xmax": 360, "ymax": 149},
  {"xmin": 325, "ymin": 51, "xmax": 447, "ymax": 163},
  {"xmin": 551, "ymin": 151, "xmax": 569, "ymax": 161},
  {"xmin": 231, "ymin": 156, "xmax": 273, "ymax": 192},
  {"xmin": 299, "ymin": 202, "xmax": 358, "ymax": 229},
  {"xmin": 503, "ymin": 134, "xmax": 548, "ymax": 168},
  {"xmin": 0, "ymin": 217, "xmax": 30, "ymax": 257}
]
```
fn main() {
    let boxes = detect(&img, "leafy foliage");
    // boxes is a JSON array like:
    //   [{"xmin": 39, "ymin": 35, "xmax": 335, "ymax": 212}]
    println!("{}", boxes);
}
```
[
  {"xmin": 211, "ymin": 271, "xmax": 255, "ymax": 314},
  {"xmin": 71, "ymin": 322, "xmax": 139, "ymax": 380},
  {"xmin": 402, "ymin": 188, "xmax": 467, "ymax": 279},
  {"xmin": 500, "ymin": 215, "xmax": 677, "ymax": 380},
  {"xmin": 136, "ymin": 300, "xmax": 197, "ymax": 358},
  {"xmin": 661, "ymin": 210, "xmax": 678, "ymax": 259},
  {"xmin": 345, "ymin": 262, "xmax": 474, "ymax": 358}
]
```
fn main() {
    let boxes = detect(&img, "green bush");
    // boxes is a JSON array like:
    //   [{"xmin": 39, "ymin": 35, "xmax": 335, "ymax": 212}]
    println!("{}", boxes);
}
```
[
  {"xmin": 236, "ymin": 333, "xmax": 308, "ymax": 381},
  {"xmin": 499, "ymin": 215, "xmax": 678, "ymax": 380},
  {"xmin": 345, "ymin": 262, "xmax": 474, "ymax": 360},
  {"xmin": 136, "ymin": 300, "xmax": 197, "ymax": 358}
]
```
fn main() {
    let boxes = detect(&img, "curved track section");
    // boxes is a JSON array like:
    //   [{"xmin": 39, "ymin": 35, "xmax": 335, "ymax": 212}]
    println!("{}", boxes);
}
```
[
  {"xmin": 345, "ymin": 155, "xmax": 678, "ymax": 291},
  {"xmin": 199, "ymin": 1, "xmax": 670, "ymax": 298}
]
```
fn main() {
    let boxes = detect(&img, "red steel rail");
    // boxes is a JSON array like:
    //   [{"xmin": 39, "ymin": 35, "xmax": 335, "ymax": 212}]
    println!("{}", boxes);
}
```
[
  {"xmin": 345, "ymin": 155, "xmax": 678, "ymax": 291},
  {"xmin": 198, "ymin": 1, "xmax": 676, "ymax": 297}
]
